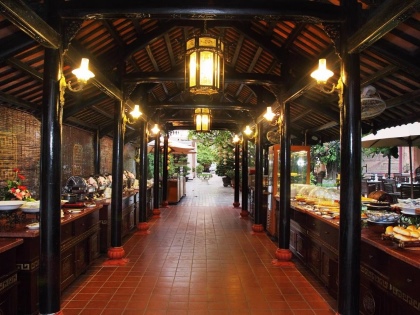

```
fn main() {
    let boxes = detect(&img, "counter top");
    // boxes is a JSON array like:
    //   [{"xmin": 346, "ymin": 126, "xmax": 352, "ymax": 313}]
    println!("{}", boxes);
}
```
[
  {"xmin": 290, "ymin": 202, "xmax": 420, "ymax": 269},
  {"xmin": 0, "ymin": 237, "xmax": 23, "ymax": 253},
  {"xmin": 0, "ymin": 203, "xmax": 102, "ymax": 238}
]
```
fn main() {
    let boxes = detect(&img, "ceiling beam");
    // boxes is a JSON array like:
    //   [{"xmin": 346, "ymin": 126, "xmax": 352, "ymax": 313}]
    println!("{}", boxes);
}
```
[
  {"xmin": 0, "ymin": 0, "xmax": 60, "ymax": 49},
  {"xmin": 150, "ymin": 102, "xmax": 255, "ymax": 111},
  {"xmin": 59, "ymin": 1, "xmax": 344, "ymax": 23},
  {"xmin": 123, "ymin": 70, "xmax": 283, "ymax": 85},
  {"xmin": 347, "ymin": 0, "xmax": 420, "ymax": 54}
]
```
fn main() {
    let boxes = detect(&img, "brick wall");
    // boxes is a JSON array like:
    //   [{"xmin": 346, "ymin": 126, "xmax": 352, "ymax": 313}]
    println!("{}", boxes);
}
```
[{"xmin": 0, "ymin": 107, "xmax": 137, "ymax": 197}]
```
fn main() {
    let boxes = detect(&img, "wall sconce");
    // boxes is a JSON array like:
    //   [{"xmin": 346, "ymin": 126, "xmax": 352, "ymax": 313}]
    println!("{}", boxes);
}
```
[
  {"xmin": 232, "ymin": 134, "xmax": 241, "ymax": 143},
  {"xmin": 151, "ymin": 123, "xmax": 160, "ymax": 135},
  {"xmin": 185, "ymin": 22, "xmax": 224, "ymax": 96},
  {"xmin": 59, "ymin": 58, "xmax": 95, "ymax": 106},
  {"xmin": 263, "ymin": 106, "xmax": 276, "ymax": 121},
  {"xmin": 195, "ymin": 108, "xmax": 211, "ymax": 131},
  {"xmin": 122, "ymin": 105, "xmax": 142, "ymax": 134},
  {"xmin": 243, "ymin": 125, "xmax": 253, "ymax": 137},
  {"xmin": 311, "ymin": 58, "xmax": 343, "ymax": 105}
]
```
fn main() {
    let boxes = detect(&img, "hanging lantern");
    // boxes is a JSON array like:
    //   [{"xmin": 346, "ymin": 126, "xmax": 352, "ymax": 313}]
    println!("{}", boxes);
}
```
[
  {"xmin": 195, "ymin": 108, "xmax": 211, "ymax": 131},
  {"xmin": 185, "ymin": 28, "xmax": 224, "ymax": 96}
]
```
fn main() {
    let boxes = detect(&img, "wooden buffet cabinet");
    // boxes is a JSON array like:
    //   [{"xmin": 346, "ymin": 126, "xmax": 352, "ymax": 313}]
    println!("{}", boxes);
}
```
[
  {"xmin": 0, "ymin": 205, "xmax": 102, "ymax": 314},
  {"xmin": 99, "ymin": 192, "xmax": 137, "ymax": 252},
  {"xmin": 0, "ymin": 190, "xmax": 147, "ymax": 315},
  {"xmin": 289, "ymin": 203, "xmax": 420, "ymax": 315},
  {"xmin": 0, "ymin": 238, "xmax": 23, "ymax": 315}
]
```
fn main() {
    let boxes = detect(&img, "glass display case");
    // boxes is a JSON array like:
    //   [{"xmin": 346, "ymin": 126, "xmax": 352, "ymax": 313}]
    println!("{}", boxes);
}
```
[
  {"xmin": 290, "ymin": 146, "xmax": 311, "ymax": 185},
  {"xmin": 267, "ymin": 145, "xmax": 311, "ymax": 237}
]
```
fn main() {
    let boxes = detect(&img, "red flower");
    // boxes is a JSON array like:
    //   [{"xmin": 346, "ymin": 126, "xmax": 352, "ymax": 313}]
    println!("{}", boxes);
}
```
[
  {"xmin": 18, "ymin": 185, "xmax": 27, "ymax": 190},
  {"xmin": 18, "ymin": 174, "xmax": 25, "ymax": 180}
]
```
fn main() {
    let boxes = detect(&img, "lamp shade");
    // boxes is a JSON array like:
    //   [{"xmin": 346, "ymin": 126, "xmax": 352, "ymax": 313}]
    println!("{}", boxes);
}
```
[
  {"xmin": 310, "ymin": 59, "xmax": 334, "ymax": 84},
  {"xmin": 264, "ymin": 106, "xmax": 276, "ymax": 121},
  {"xmin": 186, "ymin": 35, "xmax": 224, "ymax": 95},
  {"xmin": 195, "ymin": 108, "xmax": 211, "ymax": 131},
  {"xmin": 72, "ymin": 58, "xmax": 95, "ymax": 84},
  {"xmin": 130, "ymin": 105, "xmax": 142, "ymax": 119}
]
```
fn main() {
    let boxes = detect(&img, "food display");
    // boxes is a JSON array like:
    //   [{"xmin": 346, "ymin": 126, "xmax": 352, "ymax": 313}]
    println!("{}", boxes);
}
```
[{"xmin": 383, "ymin": 225, "xmax": 420, "ymax": 247}]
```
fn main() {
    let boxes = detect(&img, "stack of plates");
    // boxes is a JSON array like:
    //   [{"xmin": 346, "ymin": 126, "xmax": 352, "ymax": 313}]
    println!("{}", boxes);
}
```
[{"xmin": 20, "ymin": 201, "xmax": 40, "ymax": 213}]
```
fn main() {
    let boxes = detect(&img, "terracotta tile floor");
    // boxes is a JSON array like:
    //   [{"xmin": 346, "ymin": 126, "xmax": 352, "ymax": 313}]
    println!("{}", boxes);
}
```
[{"xmin": 61, "ymin": 175, "xmax": 337, "ymax": 314}]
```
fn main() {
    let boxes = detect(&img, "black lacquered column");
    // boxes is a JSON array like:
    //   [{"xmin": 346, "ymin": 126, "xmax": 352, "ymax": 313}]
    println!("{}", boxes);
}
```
[
  {"xmin": 273, "ymin": 102, "xmax": 293, "ymax": 264},
  {"xmin": 240, "ymin": 138, "xmax": 249, "ymax": 217},
  {"xmin": 252, "ymin": 122, "xmax": 265, "ymax": 233},
  {"xmin": 104, "ymin": 97, "xmax": 127, "ymax": 265},
  {"xmin": 233, "ymin": 140, "xmax": 240, "ymax": 208},
  {"xmin": 161, "ymin": 133, "xmax": 169, "ymax": 207},
  {"xmin": 136, "ymin": 120, "xmax": 150, "ymax": 234},
  {"xmin": 152, "ymin": 132, "xmax": 161, "ymax": 217},
  {"xmin": 39, "ymin": 20, "xmax": 61, "ymax": 315},
  {"xmin": 338, "ymin": 1, "xmax": 361, "ymax": 313}
]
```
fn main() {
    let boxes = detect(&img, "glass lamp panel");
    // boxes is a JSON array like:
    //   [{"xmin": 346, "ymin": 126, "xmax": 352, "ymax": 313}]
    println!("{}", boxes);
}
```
[
  {"xmin": 196, "ymin": 114, "xmax": 202, "ymax": 131},
  {"xmin": 201, "ymin": 114, "xmax": 209, "ymax": 131},
  {"xmin": 199, "ymin": 51, "xmax": 214, "ymax": 86},
  {"xmin": 186, "ymin": 38, "xmax": 195, "ymax": 50},
  {"xmin": 199, "ymin": 37, "xmax": 216, "ymax": 47},
  {"xmin": 189, "ymin": 52, "xmax": 197, "ymax": 88}
]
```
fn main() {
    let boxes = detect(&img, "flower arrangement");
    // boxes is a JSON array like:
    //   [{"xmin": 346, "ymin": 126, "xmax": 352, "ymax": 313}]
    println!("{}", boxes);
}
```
[{"xmin": 1, "ymin": 168, "xmax": 32, "ymax": 201}]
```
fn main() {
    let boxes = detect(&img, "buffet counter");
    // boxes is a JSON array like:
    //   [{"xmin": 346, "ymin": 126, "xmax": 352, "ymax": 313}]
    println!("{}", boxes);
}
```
[
  {"xmin": 0, "ymin": 204, "xmax": 102, "ymax": 315},
  {"xmin": 0, "ymin": 238, "xmax": 23, "ymax": 315},
  {"xmin": 290, "ymin": 202, "xmax": 420, "ymax": 315},
  {"xmin": 96, "ymin": 190, "xmax": 140, "ymax": 252}
]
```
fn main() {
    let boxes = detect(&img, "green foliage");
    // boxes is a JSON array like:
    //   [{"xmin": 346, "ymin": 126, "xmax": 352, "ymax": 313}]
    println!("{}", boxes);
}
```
[
  {"xmin": 195, "ymin": 164, "xmax": 204, "ymax": 174},
  {"xmin": 310, "ymin": 141, "xmax": 340, "ymax": 165},
  {"xmin": 363, "ymin": 146, "xmax": 399, "ymax": 159}
]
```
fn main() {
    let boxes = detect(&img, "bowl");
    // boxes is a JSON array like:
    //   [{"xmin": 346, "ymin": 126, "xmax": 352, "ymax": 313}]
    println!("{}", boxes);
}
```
[
  {"xmin": 365, "ymin": 210, "xmax": 400, "ymax": 222},
  {"xmin": 0, "ymin": 200, "xmax": 26, "ymax": 211}
]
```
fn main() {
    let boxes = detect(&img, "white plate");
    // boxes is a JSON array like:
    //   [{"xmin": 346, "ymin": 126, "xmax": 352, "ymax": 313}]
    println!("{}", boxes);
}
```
[
  {"xmin": 26, "ymin": 222, "xmax": 39, "ymax": 230},
  {"xmin": 21, "ymin": 208, "xmax": 40, "ymax": 213},
  {"xmin": 401, "ymin": 210, "xmax": 419, "ymax": 215},
  {"xmin": 67, "ymin": 209, "xmax": 84, "ymax": 213},
  {"xmin": 367, "ymin": 219, "xmax": 397, "ymax": 224},
  {"xmin": 0, "ymin": 201, "xmax": 26, "ymax": 211}
]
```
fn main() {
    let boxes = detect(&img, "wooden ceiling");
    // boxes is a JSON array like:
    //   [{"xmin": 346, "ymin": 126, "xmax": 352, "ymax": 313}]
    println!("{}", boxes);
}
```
[{"xmin": 0, "ymin": 0, "xmax": 419, "ymax": 145}]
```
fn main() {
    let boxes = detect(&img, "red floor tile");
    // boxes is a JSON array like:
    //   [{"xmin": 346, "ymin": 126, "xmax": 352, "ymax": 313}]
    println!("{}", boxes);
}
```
[{"xmin": 60, "ymin": 176, "xmax": 336, "ymax": 314}]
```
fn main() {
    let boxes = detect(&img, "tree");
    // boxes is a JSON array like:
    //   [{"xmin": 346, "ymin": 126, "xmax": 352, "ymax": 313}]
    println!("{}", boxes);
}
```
[
  {"xmin": 188, "ymin": 130, "xmax": 235, "ymax": 176},
  {"xmin": 310, "ymin": 141, "xmax": 340, "ymax": 180}
]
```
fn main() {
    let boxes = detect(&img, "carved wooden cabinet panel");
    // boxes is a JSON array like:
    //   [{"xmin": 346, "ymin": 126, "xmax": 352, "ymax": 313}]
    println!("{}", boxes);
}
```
[
  {"xmin": 61, "ymin": 248, "xmax": 76, "ymax": 290},
  {"xmin": 99, "ymin": 192, "xmax": 139, "ymax": 252},
  {"xmin": 291, "ymin": 206, "xmax": 420, "ymax": 314},
  {"xmin": 0, "ymin": 239, "xmax": 21, "ymax": 315}
]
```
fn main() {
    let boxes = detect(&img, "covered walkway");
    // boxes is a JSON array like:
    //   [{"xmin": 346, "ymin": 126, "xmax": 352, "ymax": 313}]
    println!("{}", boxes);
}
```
[{"xmin": 61, "ymin": 175, "xmax": 336, "ymax": 314}]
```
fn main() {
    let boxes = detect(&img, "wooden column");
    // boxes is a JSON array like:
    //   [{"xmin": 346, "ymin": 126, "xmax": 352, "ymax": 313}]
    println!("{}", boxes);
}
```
[
  {"xmin": 252, "ymin": 122, "xmax": 264, "ymax": 233},
  {"xmin": 338, "ymin": 0, "xmax": 361, "ymax": 313},
  {"xmin": 233, "ymin": 140, "xmax": 240, "ymax": 208},
  {"xmin": 161, "ymin": 133, "xmax": 169, "ymax": 207},
  {"xmin": 39, "ymin": 1, "xmax": 61, "ymax": 313},
  {"xmin": 273, "ymin": 101, "xmax": 293, "ymax": 264},
  {"xmin": 136, "ymin": 120, "xmax": 150, "ymax": 234},
  {"xmin": 39, "ymin": 33, "xmax": 62, "ymax": 315},
  {"xmin": 152, "ymin": 132, "xmax": 161, "ymax": 217},
  {"xmin": 105, "ymin": 96, "xmax": 128, "ymax": 265},
  {"xmin": 240, "ymin": 138, "xmax": 249, "ymax": 217}
]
